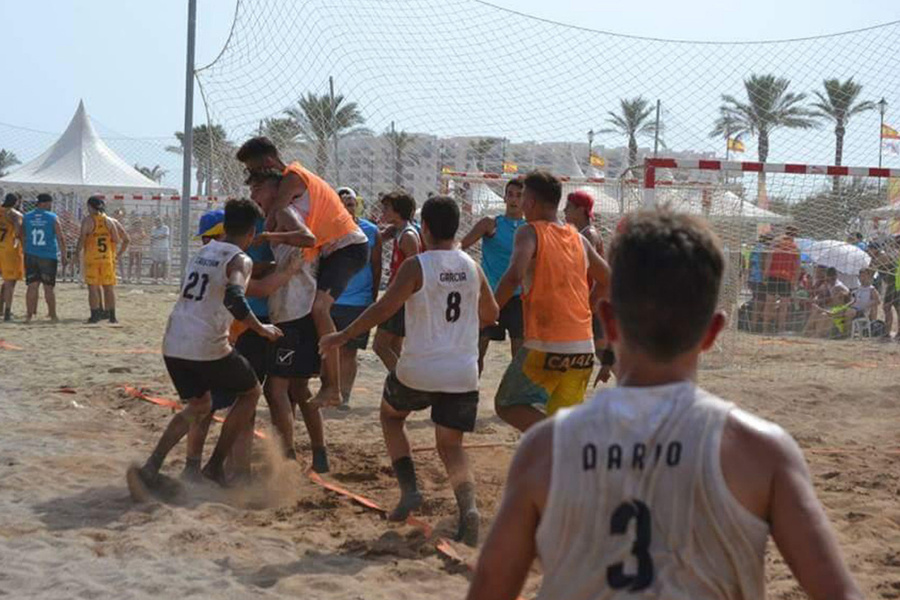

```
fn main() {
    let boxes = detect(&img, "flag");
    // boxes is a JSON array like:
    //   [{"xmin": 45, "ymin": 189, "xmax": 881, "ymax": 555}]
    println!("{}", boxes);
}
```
[
  {"xmin": 590, "ymin": 153, "xmax": 605, "ymax": 167},
  {"xmin": 727, "ymin": 137, "xmax": 745, "ymax": 153},
  {"xmin": 882, "ymin": 123, "xmax": 900, "ymax": 140},
  {"xmin": 441, "ymin": 166, "xmax": 453, "ymax": 174},
  {"xmin": 502, "ymin": 161, "xmax": 518, "ymax": 174},
  {"xmin": 884, "ymin": 141, "xmax": 900, "ymax": 155}
]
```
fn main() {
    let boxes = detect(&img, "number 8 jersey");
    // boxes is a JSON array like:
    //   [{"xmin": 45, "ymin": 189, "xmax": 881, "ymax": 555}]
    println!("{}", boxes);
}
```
[
  {"xmin": 395, "ymin": 249, "xmax": 480, "ymax": 393},
  {"xmin": 162, "ymin": 240, "xmax": 245, "ymax": 361}
]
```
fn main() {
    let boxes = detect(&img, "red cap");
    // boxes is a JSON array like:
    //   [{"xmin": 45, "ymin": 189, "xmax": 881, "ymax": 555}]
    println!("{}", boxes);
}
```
[{"xmin": 567, "ymin": 190, "xmax": 594, "ymax": 215}]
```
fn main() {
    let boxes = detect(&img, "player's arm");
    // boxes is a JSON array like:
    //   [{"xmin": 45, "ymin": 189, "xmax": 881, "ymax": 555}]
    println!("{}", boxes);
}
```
[
  {"xmin": 494, "ymin": 224, "xmax": 536, "ymax": 310},
  {"xmin": 583, "ymin": 236, "xmax": 611, "ymax": 313},
  {"xmin": 224, "ymin": 253, "xmax": 283, "ymax": 342},
  {"xmin": 114, "ymin": 219, "xmax": 130, "ymax": 257},
  {"xmin": 272, "ymin": 171, "xmax": 307, "ymax": 213},
  {"xmin": 466, "ymin": 421, "xmax": 551, "ymax": 600},
  {"xmin": 766, "ymin": 429, "xmax": 863, "ymax": 600},
  {"xmin": 246, "ymin": 248, "xmax": 303, "ymax": 298},
  {"xmin": 12, "ymin": 211, "xmax": 23, "ymax": 242},
  {"xmin": 75, "ymin": 217, "xmax": 91, "ymax": 263},
  {"xmin": 460, "ymin": 217, "xmax": 495, "ymax": 250},
  {"xmin": 371, "ymin": 230, "xmax": 383, "ymax": 303},
  {"xmin": 320, "ymin": 256, "xmax": 421, "ymax": 354},
  {"xmin": 476, "ymin": 264, "xmax": 499, "ymax": 327},
  {"xmin": 398, "ymin": 229, "xmax": 420, "ymax": 257},
  {"xmin": 259, "ymin": 207, "xmax": 316, "ymax": 247}
]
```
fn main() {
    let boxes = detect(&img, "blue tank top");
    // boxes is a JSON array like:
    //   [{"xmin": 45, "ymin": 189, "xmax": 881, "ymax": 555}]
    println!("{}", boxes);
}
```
[
  {"xmin": 246, "ymin": 218, "xmax": 274, "ymax": 318},
  {"xmin": 336, "ymin": 218, "xmax": 378, "ymax": 307},
  {"xmin": 24, "ymin": 208, "xmax": 59, "ymax": 260},
  {"xmin": 482, "ymin": 215, "xmax": 525, "ymax": 294}
]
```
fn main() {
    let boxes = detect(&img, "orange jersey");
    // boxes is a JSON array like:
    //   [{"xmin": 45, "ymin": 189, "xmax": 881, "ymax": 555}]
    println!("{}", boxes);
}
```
[
  {"xmin": 283, "ymin": 162, "xmax": 358, "ymax": 258},
  {"xmin": 85, "ymin": 215, "xmax": 116, "ymax": 265},
  {"xmin": 523, "ymin": 222, "xmax": 593, "ymax": 344}
]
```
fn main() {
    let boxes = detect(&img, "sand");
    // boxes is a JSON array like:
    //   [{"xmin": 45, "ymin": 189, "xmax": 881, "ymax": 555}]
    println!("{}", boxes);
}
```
[{"xmin": 0, "ymin": 283, "xmax": 898, "ymax": 599}]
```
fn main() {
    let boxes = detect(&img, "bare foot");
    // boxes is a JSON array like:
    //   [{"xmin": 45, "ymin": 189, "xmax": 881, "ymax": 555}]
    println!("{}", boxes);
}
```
[{"xmin": 309, "ymin": 386, "xmax": 341, "ymax": 408}]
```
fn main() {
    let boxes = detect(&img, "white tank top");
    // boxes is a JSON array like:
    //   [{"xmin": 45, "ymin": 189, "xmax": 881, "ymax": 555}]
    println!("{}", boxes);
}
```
[
  {"xmin": 395, "ymin": 250, "xmax": 480, "ymax": 393},
  {"xmin": 162, "ymin": 240, "xmax": 245, "ymax": 361},
  {"xmin": 267, "ymin": 208, "xmax": 317, "ymax": 325},
  {"xmin": 536, "ymin": 382, "xmax": 769, "ymax": 600},
  {"xmin": 851, "ymin": 285, "xmax": 875, "ymax": 312}
]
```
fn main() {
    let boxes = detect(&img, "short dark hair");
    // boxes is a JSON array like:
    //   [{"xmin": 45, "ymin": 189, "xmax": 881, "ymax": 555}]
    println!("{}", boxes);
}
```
[
  {"xmin": 609, "ymin": 210, "xmax": 724, "ymax": 362},
  {"xmin": 236, "ymin": 136, "xmax": 280, "ymax": 163},
  {"xmin": 36, "ymin": 193, "xmax": 52, "ymax": 204},
  {"xmin": 421, "ymin": 196, "xmax": 459, "ymax": 241},
  {"xmin": 505, "ymin": 177, "xmax": 524, "ymax": 194},
  {"xmin": 826, "ymin": 266, "xmax": 838, "ymax": 278},
  {"xmin": 2, "ymin": 192, "xmax": 21, "ymax": 208},
  {"xmin": 523, "ymin": 170, "xmax": 562, "ymax": 207},
  {"xmin": 244, "ymin": 168, "xmax": 282, "ymax": 186},
  {"xmin": 224, "ymin": 198, "xmax": 263, "ymax": 237},
  {"xmin": 381, "ymin": 191, "xmax": 416, "ymax": 221}
]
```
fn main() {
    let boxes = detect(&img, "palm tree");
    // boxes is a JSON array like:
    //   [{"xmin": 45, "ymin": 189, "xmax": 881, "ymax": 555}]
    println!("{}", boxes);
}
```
[
  {"xmin": 0, "ymin": 149, "xmax": 20, "ymax": 177},
  {"xmin": 284, "ymin": 92, "xmax": 364, "ymax": 176},
  {"xmin": 600, "ymin": 97, "xmax": 660, "ymax": 169},
  {"xmin": 134, "ymin": 164, "xmax": 167, "ymax": 183},
  {"xmin": 261, "ymin": 117, "xmax": 302, "ymax": 153},
  {"xmin": 709, "ymin": 107, "xmax": 746, "ymax": 158},
  {"xmin": 166, "ymin": 124, "xmax": 230, "ymax": 195},
  {"xmin": 385, "ymin": 123, "xmax": 417, "ymax": 188},
  {"xmin": 469, "ymin": 138, "xmax": 498, "ymax": 171},
  {"xmin": 811, "ymin": 78, "xmax": 876, "ymax": 195},
  {"xmin": 712, "ymin": 74, "xmax": 818, "ymax": 207}
]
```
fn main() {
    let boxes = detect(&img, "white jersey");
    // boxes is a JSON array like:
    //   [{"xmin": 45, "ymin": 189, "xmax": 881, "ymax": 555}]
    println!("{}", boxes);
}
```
[
  {"xmin": 267, "ymin": 207, "xmax": 317, "ymax": 324},
  {"xmin": 536, "ymin": 383, "xmax": 769, "ymax": 600},
  {"xmin": 162, "ymin": 240, "xmax": 245, "ymax": 361},
  {"xmin": 395, "ymin": 250, "xmax": 480, "ymax": 393}
]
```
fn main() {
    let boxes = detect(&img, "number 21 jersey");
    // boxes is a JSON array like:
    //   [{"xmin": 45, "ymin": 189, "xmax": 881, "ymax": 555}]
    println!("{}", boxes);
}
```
[
  {"xmin": 162, "ymin": 240, "xmax": 245, "ymax": 361},
  {"xmin": 396, "ymin": 249, "xmax": 480, "ymax": 393}
]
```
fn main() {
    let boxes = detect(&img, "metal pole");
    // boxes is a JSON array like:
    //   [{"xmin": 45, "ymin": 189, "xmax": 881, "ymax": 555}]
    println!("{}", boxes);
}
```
[
  {"xmin": 587, "ymin": 129, "xmax": 594, "ymax": 167},
  {"xmin": 653, "ymin": 99, "xmax": 661, "ymax": 158},
  {"xmin": 179, "ymin": 0, "xmax": 197, "ymax": 281},
  {"xmin": 879, "ymin": 98, "xmax": 886, "ymax": 169},
  {"xmin": 330, "ymin": 76, "xmax": 340, "ymax": 184}
]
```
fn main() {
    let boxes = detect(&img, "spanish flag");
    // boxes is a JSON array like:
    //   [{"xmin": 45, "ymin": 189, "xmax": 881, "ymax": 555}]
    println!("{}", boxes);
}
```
[
  {"xmin": 882, "ymin": 123, "xmax": 900, "ymax": 140},
  {"xmin": 727, "ymin": 138, "xmax": 745, "ymax": 153},
  {"xmin": 590, "ymin": 153, "xmax": 605, "ymax": 167},
  {"xmin": 502, "ymin": 162, "xmax": 518, "ymax": 174},
  {"xmin": 441, "ymin": 166, "xmax": 453, "ymax": 174}
]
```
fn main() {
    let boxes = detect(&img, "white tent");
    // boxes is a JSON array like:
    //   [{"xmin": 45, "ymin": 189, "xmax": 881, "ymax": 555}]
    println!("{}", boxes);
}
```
[
  {"xmin": 656, "ymin": 189, "xmax": 789, "ymax": 224},
  {"xmin": 468, "ymin": 182, "xmax": 505, "ymax": 214},
  {"xmin": 860, "ymin": 203, "xmax": 900, "ymax": 218},
  {"xmin": 563, "ymin": 183, "xmax": 623, "ymax": 215},
  {"xmin": 0, "ymin": 100, "xmax": 176, "ymax": 195}
]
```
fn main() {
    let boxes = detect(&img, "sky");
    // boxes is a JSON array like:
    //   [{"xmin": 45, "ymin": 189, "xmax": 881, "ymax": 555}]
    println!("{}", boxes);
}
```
[{"xmin": 1, "ymin": 0, "xmax": 898, "ymax": 139}]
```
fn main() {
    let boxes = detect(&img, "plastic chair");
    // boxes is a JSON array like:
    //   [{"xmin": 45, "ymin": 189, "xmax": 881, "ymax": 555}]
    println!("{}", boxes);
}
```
[{"xmin": 850, "ymin": 317, "xmax": 871, "ymax": 339}]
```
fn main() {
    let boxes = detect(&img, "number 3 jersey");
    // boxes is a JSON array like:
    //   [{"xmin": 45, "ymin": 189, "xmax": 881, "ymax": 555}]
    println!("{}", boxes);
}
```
[
  {"xmin": 395, "ymin": 249, "xmax": 480, "ymax": 393},
  {"xmin": 536, "ymin": 382, "xmax": 768, "ymax": 600},
  {"xmin": 162, "ymin": 240, "xmax": 245, "ymax": 361}
]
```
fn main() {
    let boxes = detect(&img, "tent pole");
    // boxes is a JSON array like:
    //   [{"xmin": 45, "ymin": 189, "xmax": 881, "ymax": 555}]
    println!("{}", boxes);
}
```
[{"xmin": 179, "ymin": 0, "xmax": 198, "ymax": 281}]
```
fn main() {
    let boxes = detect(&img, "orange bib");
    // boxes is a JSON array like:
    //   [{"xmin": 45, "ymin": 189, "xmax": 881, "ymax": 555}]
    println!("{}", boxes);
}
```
[{"xmin": 283, "ymin": 162, "xmax": 357, "ymax": 258}]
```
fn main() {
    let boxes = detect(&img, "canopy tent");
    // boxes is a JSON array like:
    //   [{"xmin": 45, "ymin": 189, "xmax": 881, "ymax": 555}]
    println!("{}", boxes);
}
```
[
  {"xmin": 0, "ymin": 100, "xmax": 176, "ymax": 195},
  {"xmin": 860, "ymin": 203, "xmax": 900, "ymax": 218},
  {"xmin": 467, "ymin": 182, "xmax": 505, "ymax": 214},
  {"xmin": 656, "ymin": 189, "xmax": 790, "ymax": 224},
  {"xmin": 563, "ymin": 183, "xmax": 623, "ymax": 215}
]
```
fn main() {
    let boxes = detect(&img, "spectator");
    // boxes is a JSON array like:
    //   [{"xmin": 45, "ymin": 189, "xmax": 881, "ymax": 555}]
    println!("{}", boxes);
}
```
[
  {"xmin": 127, "ymin": 213, "xmax": 148, "ymax": 283},
  {"xmin": 58, "ymin": 208, "xmax": 78, "ymax": 281},
  {"xmin": 803, "ymin": 266, "xmax": 850, "ymax": 338},
  {"xmin": 878, "ymin": 237, "xmax": 900, "ymax": 340},
  {"xmin": 841, "ymin": 267, "xmax": 881, "ymax": 325},
  {"xmin": 762, "ymin": 225, "xmax": 801, "ymax": 333},
  {"xmin": 149, "ymin": 216, "xmax": 170, "ymax": 283},
  {"xmin": 747, "ymin": 233, "xmax": 771, "ymax": 332}
]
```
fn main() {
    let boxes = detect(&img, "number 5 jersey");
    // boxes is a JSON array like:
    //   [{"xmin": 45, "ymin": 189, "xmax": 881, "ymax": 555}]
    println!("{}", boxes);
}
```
[
  {"xmin": 395, "ymin": 249, "xmax": 480, "ymax": 394},
  {"xmin": 162, "ymin": 240, "xmax": 246, "ymax": 361},
  {"xmin": 535, "ymin": 382, "xmax": 768, "ymax": 600}
]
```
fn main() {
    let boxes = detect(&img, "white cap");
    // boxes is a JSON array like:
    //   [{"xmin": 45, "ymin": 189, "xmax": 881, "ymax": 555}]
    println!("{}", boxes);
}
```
[{"xmin": 336, "ymin": 186, "xmax": 357, "ymax": 199}]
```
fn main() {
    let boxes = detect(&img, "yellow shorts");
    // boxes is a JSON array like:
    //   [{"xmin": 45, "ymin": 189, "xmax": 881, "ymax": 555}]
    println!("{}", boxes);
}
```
[
  {"xmin": 0, "ymin": 249, "xmax": 24, "ymax": 281},
  {"xmin": 495, "ymin": 347, "xmax": 594, "ymax": 415},
  {"xmin": 84, "ymin": 260, "xmax": 117, "ymax": 286}
]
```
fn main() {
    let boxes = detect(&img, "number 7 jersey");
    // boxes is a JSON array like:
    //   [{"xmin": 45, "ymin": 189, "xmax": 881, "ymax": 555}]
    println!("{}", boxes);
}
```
[
  {"xmin": 395, "ymin": 249, "xmax": 480, "ymax": 393},
  {"xmin": 535, "ymin": 383, "xmax": 769, "ymax": 600},
  {"xmin": 162, "ymin": 240, "xmax": 245, "ymax": 361}
]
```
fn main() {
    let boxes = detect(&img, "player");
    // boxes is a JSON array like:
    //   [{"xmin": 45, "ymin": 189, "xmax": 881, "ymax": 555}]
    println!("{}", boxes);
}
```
[
  {"xmin": 460, "ymin": 178, "xmax": 526, "ymax": 374},
  {"xmin": 466, "ymin": 210, "xmax": 862, "ymax": 600},
  {"xmin": 126, "ymin": 199, "xmax": 283, "ymax": 497},
  {"xmin": 321, "ymin": 195, "xmax": 499, "ymax": 546},
  {"xmin": 76, "ymin": 196, "xmax": 129, "ymax": 323},
  {"xmin": 0, "ymin": 193, "xmax": 25, "ymax": 322},
  {"xmin": 236, "ymin": 136, "xmax": 370, "ymax": 408},
  {"xmin": 126, "ymin": 213, "xmax": 147, "ymax": 283},
  {"xmin": 493, "ymin": 171, "xmax": 610, "ymax": 432},
  {"xmin": 331, "ymin": 187, "xmax": 382, "ymax": 410},
  {"xmin": 564, "ymin": 189, "xmax": 613, "ymax": 385},
  {"xmin": 23, "ymin": 193, "xmax": 67, "ymax": 323},
  {"xmin": 248, "ymin": 170, "xmax": 330, "ymax": 473},
  {"xmin": 149, "ymin": 217, "xmax": 170, "ymax": 284},
  {"xmin": 373, "ymin": 191, "xmax": 423, "ymax": 372}
]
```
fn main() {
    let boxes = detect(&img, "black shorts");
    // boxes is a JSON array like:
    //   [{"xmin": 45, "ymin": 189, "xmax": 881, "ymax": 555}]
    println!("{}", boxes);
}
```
[
  {"xmin": 481, "ymin": 295, "xmax": 523, "ymax": 341},
  {"xmin": 378, "ymin": 305, "xmax": 405, "ymax": 337},
  {"xmin": 383, "ymin": 371, "xmax": 479, "ymax": 432},
  {"xmin": 749, "ymin": 280, "xmax": 767, "ymax": 299},
  {"xmin": 766, "ymin": 277, "xmax": 792, "ymax": 298},
  {"xmin": 164, "ymin": 350, "xmax": 258, "ymax": 402},
  {"xmin": 266, "ymin": 315, "xmax": 321, "ymax": 379},
  {"xmin": 25, "ymin": 255, "xmax": 58, "ymax": 286},
  {"xmin": 331, "ymin": 304, "xmax": 371, "ymax": 350},
  {"xmin": 317, "ymin": 241, "xmax": 369, "ymax": 301},
  {"xmin": 211, "ymin": 323, "xmax": 270, "ymax": 411}
]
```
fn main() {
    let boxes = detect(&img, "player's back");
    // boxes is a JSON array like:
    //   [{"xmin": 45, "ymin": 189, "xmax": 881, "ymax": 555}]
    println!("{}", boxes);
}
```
[
  {"xmin": 536, "ymin": 382, "xmax": 768, "ymax": 600},
  {"xmin": 162, "ymin": 240, "xmax": 244, "ymax": 361},
  {"xmin": 396, "ymin": 249, "xmax": 480, "ymax": 393},
  {"xmin": 0, "ymin": 210, "xmax": 20, "ymax": 253},
  {"xmin": 85, "ymin": 215, "xmax": 114, "ymax": 264},
  {"xmin": 23, "ymin": 209, "xmax": 58, "ymax": 259}
]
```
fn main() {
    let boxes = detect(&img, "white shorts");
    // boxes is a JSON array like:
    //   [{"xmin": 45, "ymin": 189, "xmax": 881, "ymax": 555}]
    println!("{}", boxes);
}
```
[{"xmin": 150, "ymin": 248, "xmax": 169, "ymax": 263}]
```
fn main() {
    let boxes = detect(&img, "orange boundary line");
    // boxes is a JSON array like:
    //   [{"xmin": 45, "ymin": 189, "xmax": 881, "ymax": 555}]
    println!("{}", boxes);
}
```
[
  {"xmin": 412, "ymin": 442, "xmax": 516, "ymax": 453},
  {"xmin": 0, "ymin": 340, "xmax": 23, "ymax": 351}
]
